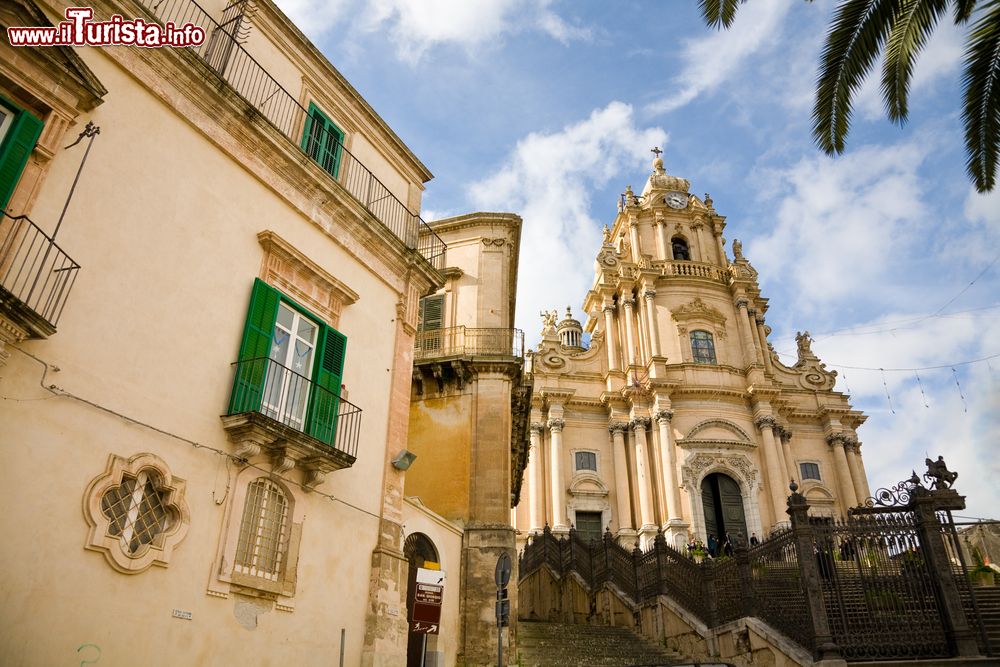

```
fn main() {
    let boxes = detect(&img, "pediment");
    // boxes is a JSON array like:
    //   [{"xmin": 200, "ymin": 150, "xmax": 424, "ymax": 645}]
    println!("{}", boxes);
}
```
[
  {"xmin": 570, "ymin": 473, "xmax": 608, "ymax": 496},
  {"xmin": 671, "ymin": 298, "xmax": 726, "ymax": 326}
]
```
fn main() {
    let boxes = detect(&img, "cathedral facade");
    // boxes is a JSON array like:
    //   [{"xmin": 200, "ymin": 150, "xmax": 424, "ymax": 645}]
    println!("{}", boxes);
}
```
[{"xmin": 515, "ymin": 156, "xmax": 872, "ymax": 551}]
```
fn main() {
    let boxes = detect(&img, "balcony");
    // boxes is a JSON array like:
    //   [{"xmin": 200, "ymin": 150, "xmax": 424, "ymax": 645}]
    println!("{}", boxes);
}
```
[
  {"xmin": 136, "ymin": 0, "xmax": 445, "ymax": 270},
  {"xmin": 414, "ymin": 326, "xmax": 525, "ymax": 362},
  {"xmin": 651, "ymin": 259, "xmax": 729, "ymax": 284},
  {"xmin": 221, "ymin": 357, "xmax": 362, "ymax": 485},
  {"xmin": 0, "ymin": 211, "xmax": 80, "ymax": 338}
]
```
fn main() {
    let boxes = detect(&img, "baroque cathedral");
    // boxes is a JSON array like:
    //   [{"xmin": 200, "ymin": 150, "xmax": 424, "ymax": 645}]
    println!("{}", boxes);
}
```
[{"xmin": 514, "ymin": 154, "xmax": 872, "ymax": 551}]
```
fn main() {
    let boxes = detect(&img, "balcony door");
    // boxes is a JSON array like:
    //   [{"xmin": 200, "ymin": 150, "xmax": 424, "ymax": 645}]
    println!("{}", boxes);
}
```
[{"xmin": 263, "ymin": 302, "xmax": 317, "ymax": 428}]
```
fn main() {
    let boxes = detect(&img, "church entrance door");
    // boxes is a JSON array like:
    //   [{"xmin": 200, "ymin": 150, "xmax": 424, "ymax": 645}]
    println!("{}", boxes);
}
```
[{"xmin": 700, "ymin": 473, "xmax": 748, "ymax": 544}]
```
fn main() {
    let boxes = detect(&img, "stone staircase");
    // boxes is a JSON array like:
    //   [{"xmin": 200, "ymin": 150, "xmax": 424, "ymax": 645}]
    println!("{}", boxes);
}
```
[
  {"xmin": 518, "ymin": 621, "xmax": 686, "ymax": 667},
  {"xmin": 966, "ymin": 585, "xmax": 1000, "ymax": 655}
]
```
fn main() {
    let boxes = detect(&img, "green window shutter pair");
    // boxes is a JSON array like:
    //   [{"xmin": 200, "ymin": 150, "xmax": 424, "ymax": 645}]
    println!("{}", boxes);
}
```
[
  {"xmin": 300, "ymin": 102, "xmax": 344, "ymax": 180},
  {"xmin": 418, "ymin": 294, "xmax": 444, "ymax": 331},
  {"xmin": 229, "ymin": 278, "xmax": 347, "ymax": 447},
  {"xmin": 0, "ymin": 101, "xmax": 44, "ymax": 211}
]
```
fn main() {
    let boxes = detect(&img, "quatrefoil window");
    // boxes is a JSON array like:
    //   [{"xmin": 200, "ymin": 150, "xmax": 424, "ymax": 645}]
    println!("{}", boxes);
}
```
[{"xmin": 84, "ymin": 453, "xmax": 190, "ymax": 573}]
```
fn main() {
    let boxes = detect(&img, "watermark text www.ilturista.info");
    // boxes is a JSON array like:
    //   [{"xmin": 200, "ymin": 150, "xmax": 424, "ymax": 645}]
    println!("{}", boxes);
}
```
[{"xmin": 7, "ymin": 7, "xmax": 205, "ymax": 47}]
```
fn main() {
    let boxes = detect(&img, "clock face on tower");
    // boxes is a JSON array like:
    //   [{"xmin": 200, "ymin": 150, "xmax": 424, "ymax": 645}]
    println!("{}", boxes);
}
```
[{"xmin": 665, "ymin": 192, "xmax": 688, "ymax": 209}]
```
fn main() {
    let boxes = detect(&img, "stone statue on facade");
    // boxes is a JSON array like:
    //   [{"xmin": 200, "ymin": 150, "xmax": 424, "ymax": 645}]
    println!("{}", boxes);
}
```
[
  {"xmin": 540, "ymin": 309, "xmax": 558, "ymax": 334},
  {"xmin": 732, "ymin": 238, "xmax": 743, "ymax": 259},
  {"xmin": 925, "ymin": 456, "xmax": 958, "ymax": 490},
  {"xmin": 795, "ymin": 331, "xmax": 814, "ymax": 360}
]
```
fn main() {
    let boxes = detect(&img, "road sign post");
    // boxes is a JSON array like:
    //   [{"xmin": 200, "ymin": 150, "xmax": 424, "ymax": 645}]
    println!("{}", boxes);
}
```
[{"xmin": 495, "ymin": 552, "xmax": 511, "ymax": 667}]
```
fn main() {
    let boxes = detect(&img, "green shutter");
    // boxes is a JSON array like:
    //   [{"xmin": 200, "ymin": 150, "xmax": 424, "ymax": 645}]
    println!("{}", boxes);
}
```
[
  {"xmin": 300, "ymin": 103, "xmax": 343, "ymax": 180},
  {"xmin": 0, "ymin": 105, "xmax": 43, "ymax": 211},
  {"xmin": 228, "ymin": 278, "xmax": 281, "ymax": 414},
  {"xmin": 306, "ymin": 324, "xmax": 347, "ymax": 446},
  {"xmin": 419, "ymin": 295, "xmax": 444, "ymax": 331}
]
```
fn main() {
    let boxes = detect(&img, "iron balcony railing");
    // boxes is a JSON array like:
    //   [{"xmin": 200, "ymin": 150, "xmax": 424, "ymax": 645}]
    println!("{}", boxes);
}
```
[
  {"xmin": 0, "ymin": 211, "xmax": 80, "ymax": 330},
  {"xmin": 227, "ymin": 357, "xmax": 362, "ymax": 460},
  {"xmin": 414, "ymin": 326, "xmax": 524, "ymax": 361},
  {"xmin": 137, "ymin": 0, "xmax": 445, "ymax": 269}
]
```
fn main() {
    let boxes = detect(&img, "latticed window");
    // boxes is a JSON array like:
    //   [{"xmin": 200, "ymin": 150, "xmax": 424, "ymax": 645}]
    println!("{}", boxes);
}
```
[
  {"xmin": 800, "ymin": 462, "xmax": 821, "ymax": 481},
  {"xmin": 100, "ymin": 470, "xmax": 171, "ymax": 556},
  {"xmin": 235, "ymin": 479, "xmax": 289, "ymax": 582},
  {"xmin": 575, "ymin": 451, "xmax": 597, "ymax": 472},
  {"xmin": 690, "ymin": 330, "xmax": 717, "ymax": 364}
]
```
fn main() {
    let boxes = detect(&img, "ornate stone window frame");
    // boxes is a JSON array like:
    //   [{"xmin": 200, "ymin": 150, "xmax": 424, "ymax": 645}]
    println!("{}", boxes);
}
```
[
  {"xmin": 799, "ymin": 460, "xmax": 823, "ymax": 482},
  {"xmin": 566, "ymin": 472, "xmax": 611, "ymax": 535},
  {"xmin": 572, "ymin": 448, "xmax": 599, "ymax": 474},
  {"xmin": 672, "ymin": 298, "xmax": 727, "ymax": 364},
  {"xmin": 83, "ymin": 453, "xmax": 190, "ymax": 574},
  {"xmin": 207, "ymin": 467, "xmax": 306, "ymax": 611}
]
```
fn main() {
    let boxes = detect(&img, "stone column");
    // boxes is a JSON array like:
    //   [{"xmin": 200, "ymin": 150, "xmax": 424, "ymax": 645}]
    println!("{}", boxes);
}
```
[
  {"xmin": 528, "ymin": 422, "xmax": 545, "ymax": 532},
  {"xmin": 654, "ymin": 215, "xmax": 667, "ymax": 260},
  {"xmin": 827, "ymin": 434, "xmax": 858, "ymax": 512},
  {"xmin": 643, "ymin": 289, "xmax": 662, "ymax": 358},
  {"xmin": 734, "ymin": 298, "xmax": 757, "ymax": 368},
  {"xmin": 609, "ymin": 421, "xmax": 633, "ymax": 531},
  {"xmin": 621, "ymin": 298, "xmax": 637, "ymax": 367},
  {"xmin": 755, "ymin": 415, "xmax": 788, "ymax": 528},
  {"xmin": 635, "ymin": 296, "xmax": 651, "ymax": 364},
  {"xmin": 713, "ymin": 219, "xmax": 726, "ymax": 266},
  {"xmin": 602, "ymin": 303, "xmax": 620, "ymax": 371},
  {"xmin": 628, "ymin": 217, "xmax": 641, "ymax": 263},
  {"xmin": 631, "ymin": 417, "xmax": 656, "ymax": 533},
  {"xmin": 747, "ymin": 308, "xmax": 765, "ymax": 365},
  {"xmin": 548, "ymin": 418, "xmax": 567, "ymax": 529},
  {"xmin": 778, "ymin": 425, "xmax": 797, "ymax": 484},
  {"xmin": 691, "ymin": 221, "xmax": 708, "ymax": 261},
  {"xmin": 845, "ymin": 438, "xmax": 871, "ymax": 500},
  {"xmin": 654, "ymin": 410, "xmax": 681, "ymax": 522},
  {"xmin": 755, "ymin": 315, "xmax": 775, "ymax": 375}
]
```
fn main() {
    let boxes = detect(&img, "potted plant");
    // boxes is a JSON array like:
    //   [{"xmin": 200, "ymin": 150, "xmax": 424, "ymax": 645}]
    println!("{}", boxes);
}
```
[{"xmin": 970, "ymin": 547, "xmax": 996, "ymax": 587}]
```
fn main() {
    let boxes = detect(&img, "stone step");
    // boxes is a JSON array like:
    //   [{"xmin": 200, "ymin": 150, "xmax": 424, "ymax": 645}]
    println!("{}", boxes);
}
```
[{"xmin": 518, "ymin": 621, "xmax": 685, "ymax": 667}]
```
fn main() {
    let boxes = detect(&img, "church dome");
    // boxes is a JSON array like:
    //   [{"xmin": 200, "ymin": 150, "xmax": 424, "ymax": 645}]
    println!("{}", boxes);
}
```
[
  {"xmin": 641, "ymin": 155, "xmax": 690, "ymax": 198},
  {"xmin": 556, "ymin": 306, "xmax": 584, "ymax": 351}
]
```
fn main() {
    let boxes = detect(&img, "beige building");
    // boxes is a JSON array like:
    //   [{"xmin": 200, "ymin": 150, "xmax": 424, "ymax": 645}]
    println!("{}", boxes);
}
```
[
  {"xmin": 515, "ymin": 156, "xmax": 872, "ymax": 552},
  {"xmin": 406, "ymin": 212, "xmax": 530, "ymax": 666},
  {"xmin": 0, "ymin": 0, "xmax": 467, "ymax": 664}
]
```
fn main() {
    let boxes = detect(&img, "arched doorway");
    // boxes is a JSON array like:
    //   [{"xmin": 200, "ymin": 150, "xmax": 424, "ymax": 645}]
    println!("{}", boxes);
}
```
[
  {"xmin": 700, "ymin": 472, "xmax": 748, "ymax": 545},
  {"xmin": 404, "ymin": 533, "xmax": 439, "ymax": 667}
]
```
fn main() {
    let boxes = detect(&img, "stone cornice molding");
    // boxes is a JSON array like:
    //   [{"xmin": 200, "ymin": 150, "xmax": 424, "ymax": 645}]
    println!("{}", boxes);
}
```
[
  {"xmin": 653, "ymin": 409, "xmax": 674, "ymax": 424},
  {"xmin": 547, "ymin": 418, "xmax": 566, "ymax": 432},
  {"xmin": 678, "ymin": 438, "xmax": 756, "ymax": 451},
  {"xmin": 753, "ymin": 415, "xmax": 777, "ymax": 431}
]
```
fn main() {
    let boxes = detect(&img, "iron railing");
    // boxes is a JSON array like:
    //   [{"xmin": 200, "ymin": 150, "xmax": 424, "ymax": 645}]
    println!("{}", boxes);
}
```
[
  {"xmin": 0, "ymin": 211, "xmax": 80, "ymax": 329},
  {"xmin": 414, "ymin": 326, "xmax": 524, "ymax": 360},
  {"xmin": 137, "ymin": 0, "xmax": 445, "ymax": 269},
  {"xmin": 227, "ymin": 357, "xmax": 362, "ymax": 460}
]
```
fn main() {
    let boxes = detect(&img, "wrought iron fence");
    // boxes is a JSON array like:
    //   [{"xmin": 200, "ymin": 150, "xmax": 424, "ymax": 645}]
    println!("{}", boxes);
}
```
[
  {"xmin": 0, "ymin": 212, "xmax": 80, "ymax": 329},
  {"xmin": 136, "ymin": 0, "xmax": 445, "ymax": 269},
  {"xmin": 519, "ymin": 459, "xmax": 992, "ymax": 663},
  {"xmin": 227, "ymin": 357, "xmax": 362, "ymax": 459},
  {"xmin": 414, "ymin": 326, "xmax": 524, "ymax": 360}
]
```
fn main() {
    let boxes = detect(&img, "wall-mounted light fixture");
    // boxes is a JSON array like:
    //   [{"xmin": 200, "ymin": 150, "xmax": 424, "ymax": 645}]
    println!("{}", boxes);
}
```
[{"xmin": 391, "ymin": 449, "xmax": 417, "ymax": 471}]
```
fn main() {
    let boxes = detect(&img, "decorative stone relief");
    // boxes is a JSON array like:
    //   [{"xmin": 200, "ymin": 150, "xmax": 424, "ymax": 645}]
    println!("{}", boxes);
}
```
[{"xmin": 680, "ymin": 451, "xmax": 759, "ymax": 496}]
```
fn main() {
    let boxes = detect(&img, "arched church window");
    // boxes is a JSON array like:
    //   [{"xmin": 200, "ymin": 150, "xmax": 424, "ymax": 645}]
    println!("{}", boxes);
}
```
[
  {"xmin": 671, "ymin": 237, "xmax": 690, "ymax": 261},
  {"xmin": 690, "ymin": 330, "xmax": 717, "ymax": 364}
]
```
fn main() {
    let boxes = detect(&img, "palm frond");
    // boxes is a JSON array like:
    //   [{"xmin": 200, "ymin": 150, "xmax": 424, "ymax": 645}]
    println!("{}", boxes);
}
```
[
  {"xmin": 813, "ymin": 0, "xmax": 900, "ymax": 154},
  {"xmin": 699, "ymin": 0, "xmax": 744, "ymax": 28},
  {"xmin": 962, "ymin": 0, "xmax": 1000, "ymax": 192},
  {"xmin": 954, "ymin": 0, "xmax": 979, "ymax": 23},
  {"xmin": 882, "ymin": 0, "xmax": 949, "ymax": 123}
]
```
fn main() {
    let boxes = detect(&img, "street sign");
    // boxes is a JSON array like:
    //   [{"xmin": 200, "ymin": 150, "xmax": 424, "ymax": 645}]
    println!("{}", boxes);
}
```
[
  {"xmin": 494, "ymin": 551, "xmax": 511, "ymax": 587},
  {"xmin": 410, "ymin": 620, "xmax": 438, "ymax": 635},
  {"xmin": 414, "ymin": 583, "xmax": 443, "ymax": 605}
]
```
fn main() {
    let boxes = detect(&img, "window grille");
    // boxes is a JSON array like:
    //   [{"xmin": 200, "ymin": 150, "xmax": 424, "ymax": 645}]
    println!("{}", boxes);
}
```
[
  {"xmin": 235, "ymin": 479, "xmax": 289, "ymax": 582},
  {"xmin": 690, "ymin": 330, "xmax": 717, "ymax": 364},
  {"xmin": 100, "ymin": 471, "xmax": 170, "ymax": 556}
]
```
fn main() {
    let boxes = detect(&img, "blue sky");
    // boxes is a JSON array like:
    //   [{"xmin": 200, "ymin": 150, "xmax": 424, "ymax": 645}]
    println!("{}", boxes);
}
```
[{"xmin": 280, "ymin": 0, "xmax": 1000, "ymax": 520}]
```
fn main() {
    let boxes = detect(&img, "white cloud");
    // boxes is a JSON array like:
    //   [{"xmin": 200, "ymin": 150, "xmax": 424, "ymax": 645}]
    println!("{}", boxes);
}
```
[
  {"xmin": 274, "ymin": 0, "xmax": 352, "ymax": 39},
  {"xmin": 748, "ymin": 139, "xmax": 930, "ymax": 312},
  {"xmin": 467, "ymin": 102, "xmax": 665, "ymax": 341},
  {"xmin": 644, "ymin": 0, "xmax": 792, "ymax": 115},
  {"xmin": 361, "ymin": 0, "xmax": 590, "ymax": 63}
]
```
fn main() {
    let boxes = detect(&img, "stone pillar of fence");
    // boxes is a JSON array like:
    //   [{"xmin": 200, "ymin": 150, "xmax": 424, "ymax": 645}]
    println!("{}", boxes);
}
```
[
  {"xmin": 734, "ymin": 537, "xmax": 756, "ymax": 618},
  {"xmin": 702, "ymin": 561, "xmax": 719, "ymax": 628},
  {"xmin": 787, "ymin": 482, "xmax": 843, "ymax": 664},
  {"xmin": 911, "ymin": 491, "xmax": 980, "ymax": 657}
]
